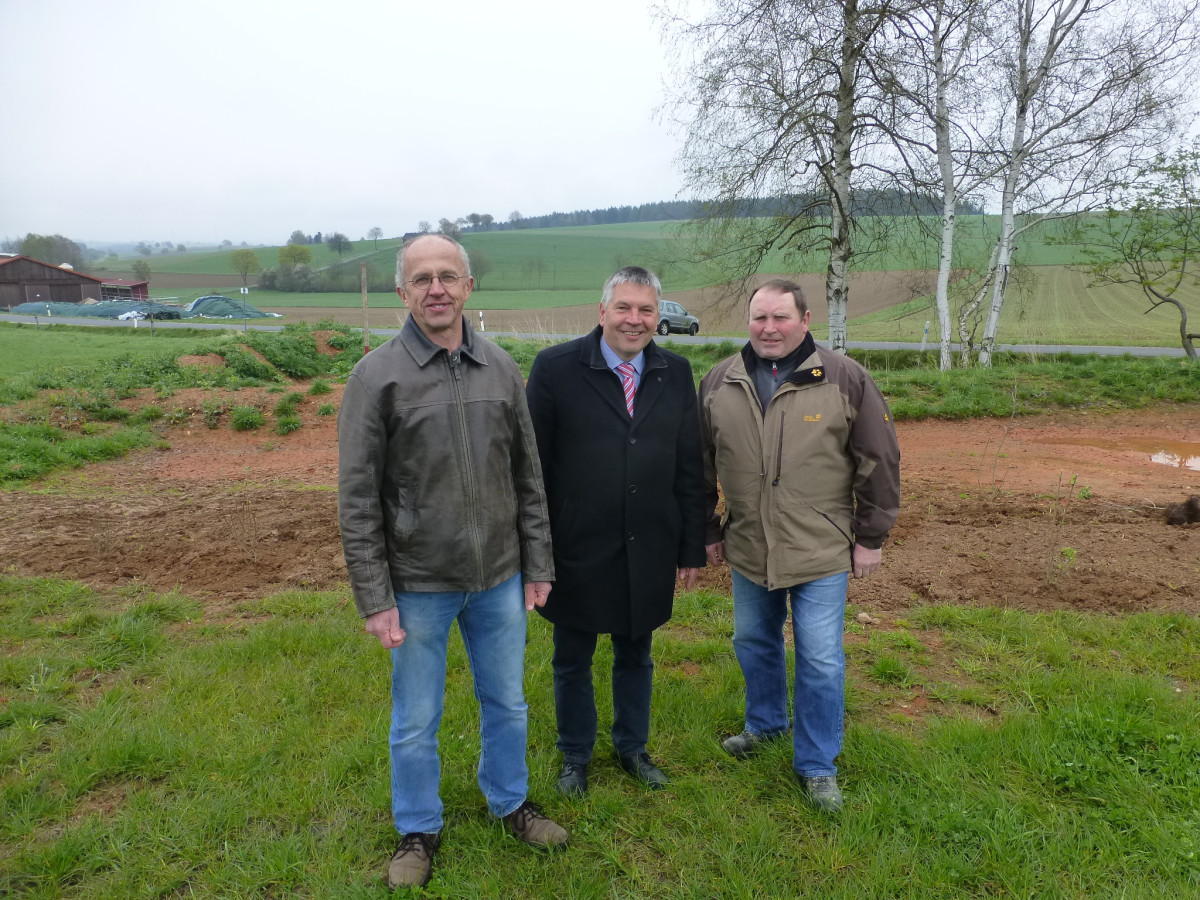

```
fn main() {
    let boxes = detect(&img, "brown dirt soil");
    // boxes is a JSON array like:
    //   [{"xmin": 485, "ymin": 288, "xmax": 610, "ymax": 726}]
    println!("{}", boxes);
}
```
[{"xmin": 1, "ymin": 384, "xmax": 1198, "ymax": 616}]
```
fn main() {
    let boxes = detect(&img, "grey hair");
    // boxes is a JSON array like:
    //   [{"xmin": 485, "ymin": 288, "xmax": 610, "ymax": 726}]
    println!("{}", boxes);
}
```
[
  {"xmin": 600, "ymin": 266, "xmax": 662, "ymax": 308},
  {"xmin": 396, "ymin": 233, "xmax": 472, "ymax": 288},
  {"xmin": 749, "ymin": 278, "xmax": 808, "ymax": 317}
]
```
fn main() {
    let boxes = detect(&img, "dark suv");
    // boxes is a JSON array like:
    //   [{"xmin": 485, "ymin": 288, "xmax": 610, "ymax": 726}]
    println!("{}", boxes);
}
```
[{"xmin": 656, "ymin": 300, "xmax": 700, "ymax": 336}]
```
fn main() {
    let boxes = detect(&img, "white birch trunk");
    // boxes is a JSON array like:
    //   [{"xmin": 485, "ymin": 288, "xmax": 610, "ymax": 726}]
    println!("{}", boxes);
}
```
[
  {"xmin": 826, "ymin": 0, "xmax": 858, "ymax": 354},
  {"xmin": 932, "ymin": 6, "xmax": 957, "ymax": 372}
]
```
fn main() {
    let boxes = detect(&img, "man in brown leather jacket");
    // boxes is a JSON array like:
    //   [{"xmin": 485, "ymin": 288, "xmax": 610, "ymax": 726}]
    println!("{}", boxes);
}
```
[
  {"xmin": 338, "ymin": 234, "xmax": 567, "ymax": 889},
  {"xmin": 699, "ymin": 278, "xmax": 900, "ymax": 814}
]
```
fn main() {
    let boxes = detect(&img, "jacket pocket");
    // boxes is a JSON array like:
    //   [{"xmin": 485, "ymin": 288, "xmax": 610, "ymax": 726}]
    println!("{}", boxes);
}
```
[{"xmin": 391, "ymin": 481, "xmax": 419, "ymax": 543}]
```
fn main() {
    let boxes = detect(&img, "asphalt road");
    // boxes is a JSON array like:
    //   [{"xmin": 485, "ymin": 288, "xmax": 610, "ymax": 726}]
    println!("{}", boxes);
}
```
[{"xmin": 0, "ymin": 312, "xmax": 1188, "ymax": 357}]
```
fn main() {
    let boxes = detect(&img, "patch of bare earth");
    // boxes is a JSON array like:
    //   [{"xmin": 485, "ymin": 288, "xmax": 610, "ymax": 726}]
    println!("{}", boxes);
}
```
[{"xmin": 0, "ymin": 378, "xmax": 1197, "ymax": 619}]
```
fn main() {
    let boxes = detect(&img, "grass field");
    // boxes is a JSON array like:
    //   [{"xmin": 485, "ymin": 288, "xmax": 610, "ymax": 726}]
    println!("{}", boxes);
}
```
[
  {"xmin": 91, "ymin": 215, "xmax": 1114, "ymax": 292},
  {"xmin": 834, "ymin": 266, "xmax": 1200, "ymax": 347},
  {"xmin": 0, "ymin": 326, "xmax": 218, "ymax": 379},
  {"xmin": 1, "ymin": 575, "xmax": 1197, "ymax": 898}
]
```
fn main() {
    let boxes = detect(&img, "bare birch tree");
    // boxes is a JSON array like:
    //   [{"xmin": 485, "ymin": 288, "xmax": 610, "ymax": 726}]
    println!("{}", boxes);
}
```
[
  {"xmin": 661, "ymin": 0, "xmax": 911, "ymax": 351},
  {"xmin": 891, "ymin": 0, "xmax": 999, "ymax": 369},
  {"xmin": 964, "ymin": 0, "xmax": 1199, "ymax": 366}
]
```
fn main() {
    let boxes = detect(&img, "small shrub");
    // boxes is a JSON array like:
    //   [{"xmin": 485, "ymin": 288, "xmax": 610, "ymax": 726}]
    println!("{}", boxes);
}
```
[
  {"xmin": 231, "ymin": 406, "xmax": 264, "ymax": 431},
  {"xmin": 317, "ymin": 403, "xmax": 336, "ymax": 416},
  {"xmin": 132, "ymin": 405, "xmax": 164, "ymax": 425},
  {"xmin": 200, "ymin": 398, "xmax": 227, "ymax": 429},
  {"xmin": 307, "ymin": 379, "xmax": 332, "ymax": 396},
  {"xmin": 273, "ymin": 392, "xmax": 304, "ymax": 418},
  {"xmin": 275, "ymin": 415, "xmax": 302, "ymax": 435},
  {"xmin": 80, "ymin": 397, "xmax": 130, "ymax": 422}
]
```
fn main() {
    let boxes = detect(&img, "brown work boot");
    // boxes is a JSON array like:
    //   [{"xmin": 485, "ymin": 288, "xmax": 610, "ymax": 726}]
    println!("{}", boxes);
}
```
[
  {"xmin": 502, "ymin": 800, "xmax": 568, "ymax": 849},
  {"xmin": 387, "ymin": 831, "xmax": 441, "ymax": 889}
]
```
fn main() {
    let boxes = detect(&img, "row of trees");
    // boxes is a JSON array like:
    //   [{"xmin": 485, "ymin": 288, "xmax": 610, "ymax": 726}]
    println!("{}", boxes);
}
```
[
  {"xmin": 134, "ymin": 241, "xmax": 187, "ymax": 256},
  {"xmin": 2, "ymin": 233, "xmax": 88, "ymax": 270},
  {"xmin": 663, "ymin": 0, "xmax": 1200, "ymax": 366},
  {"xmin": 286, "ymin": 229, "xmax": 387, "ymax": 253}
]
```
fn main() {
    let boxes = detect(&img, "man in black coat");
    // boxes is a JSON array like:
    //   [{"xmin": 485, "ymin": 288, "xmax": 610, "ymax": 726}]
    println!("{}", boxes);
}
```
[{"xmin": 525, "ymin": 266, "xmax": 707, "ymax": 796}]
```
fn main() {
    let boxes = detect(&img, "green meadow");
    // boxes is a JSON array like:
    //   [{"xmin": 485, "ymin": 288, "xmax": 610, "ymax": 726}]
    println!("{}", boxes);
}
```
[
  {"xmin": 102, "ymin": 215, "xmax": 1108, "ymax": 291},
  {"xmin": 823, "ymin": 265, "xmax": 1200, "ymax": 347},
  {"xmin": 1, "ymin": 576, "xmax": 1197, "ymax": 898}
]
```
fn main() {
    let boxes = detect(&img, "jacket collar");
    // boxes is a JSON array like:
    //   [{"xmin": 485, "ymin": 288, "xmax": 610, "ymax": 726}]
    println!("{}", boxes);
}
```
[
  {"xmin": 738, "ymin": 331, "xmax": 823, "ymax": 386},
  {"xmin": 579, "ymin": 325, "xmax": 669, "ymax": 424},
  {"xmin": 400, "ymin": 315, "xmax": 488, "ymax": 367}
]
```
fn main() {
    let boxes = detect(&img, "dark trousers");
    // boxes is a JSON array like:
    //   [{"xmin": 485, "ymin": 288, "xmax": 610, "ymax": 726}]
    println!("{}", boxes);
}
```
[{"xmin": 551, "ymin": 623, "xmax": 654, "ymax": 763}]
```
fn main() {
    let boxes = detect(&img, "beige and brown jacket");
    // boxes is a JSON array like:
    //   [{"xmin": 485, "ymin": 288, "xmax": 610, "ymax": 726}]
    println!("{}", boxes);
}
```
[{"xmin": 699, "ymin": 335, "xmax": 900, "ymax": 590}]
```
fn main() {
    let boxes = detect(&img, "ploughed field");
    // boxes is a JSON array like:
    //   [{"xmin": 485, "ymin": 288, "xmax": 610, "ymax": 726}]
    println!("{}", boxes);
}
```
[{"xmin": 1, "ymin": 383, "xmax": 1197, "ymax": 619}]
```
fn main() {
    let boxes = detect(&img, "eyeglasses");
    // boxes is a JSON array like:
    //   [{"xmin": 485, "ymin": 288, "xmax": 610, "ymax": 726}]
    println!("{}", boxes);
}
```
[{"xmin": 406, "ymin": 273, "xmax": 465, "ymax": 290}]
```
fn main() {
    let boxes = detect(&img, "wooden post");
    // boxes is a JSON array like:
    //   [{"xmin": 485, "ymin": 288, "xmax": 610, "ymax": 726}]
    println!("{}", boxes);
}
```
[{"xmin": 361, "ymin": 262, "xmax": 370, "ymax": 354}]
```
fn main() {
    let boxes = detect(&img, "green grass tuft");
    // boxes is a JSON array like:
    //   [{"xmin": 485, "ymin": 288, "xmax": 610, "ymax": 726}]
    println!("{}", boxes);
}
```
[{"xmin": 230, "ymin": 406, "xmax": 264, "ymax": 431}]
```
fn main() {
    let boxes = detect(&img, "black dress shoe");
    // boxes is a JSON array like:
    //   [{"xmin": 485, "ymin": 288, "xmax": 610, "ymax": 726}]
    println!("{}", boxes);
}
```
[
  {"xmin": 556, "ymin": 761, "xmax": 588, "ymax": 797},
  {"xmin": 617, "ymin": 752, "xmax": 669, "ymax": 789}
]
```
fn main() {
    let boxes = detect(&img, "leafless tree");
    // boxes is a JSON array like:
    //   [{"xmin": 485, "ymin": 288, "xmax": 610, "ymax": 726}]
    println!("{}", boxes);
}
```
[
  {"xmin": 661, "ymin": 0, "xmax": 916, "ymax": 351},
  {"xmin": 963, "ymin": 0, "xmax": 1200, "ymax": 366},
  {"xmin": 1070, "ymin": 146, "xmax": 1200, "ymax": 357},
  {"xmin": 889, "ymin": 0, "xmax": 1000, "ymax": 369}
]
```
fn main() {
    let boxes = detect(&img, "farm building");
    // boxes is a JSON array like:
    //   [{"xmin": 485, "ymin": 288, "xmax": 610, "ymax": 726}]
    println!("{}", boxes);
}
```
[
  {"xmin": 0, "ymin": 255, "xmax": 147, "ymax": 308},
  {"xmin": 98, "ymin": 278, "xmax": 150, "ymax": 302}
]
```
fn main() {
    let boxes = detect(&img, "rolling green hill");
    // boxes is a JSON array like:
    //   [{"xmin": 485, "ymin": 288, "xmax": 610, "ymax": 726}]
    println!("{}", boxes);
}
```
[{"xmin": 93, "ymin": 216, "xmax": 1112, "ymax": 291}]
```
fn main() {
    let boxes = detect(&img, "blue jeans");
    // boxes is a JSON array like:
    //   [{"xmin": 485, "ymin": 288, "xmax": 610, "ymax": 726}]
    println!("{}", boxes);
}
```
[
  {"xmin": 551, "ymin": 623, "xmax": 654, "ymax": 763},
  {"xmin": 730, "ymin": 568, "xmax": 849, "ymax": 777},
  {"xmin": 388, "ymin": 573, "xmax": 529, "ymax": 834}
]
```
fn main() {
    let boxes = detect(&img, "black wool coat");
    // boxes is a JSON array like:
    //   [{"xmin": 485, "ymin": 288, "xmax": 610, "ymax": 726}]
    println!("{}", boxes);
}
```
[{"xmin": 526, "ymin": 326, "xmax": 707, "ymax": 637}]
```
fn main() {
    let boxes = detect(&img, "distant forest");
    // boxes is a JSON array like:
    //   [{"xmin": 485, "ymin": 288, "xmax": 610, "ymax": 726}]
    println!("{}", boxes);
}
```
[{"xmin": 498, "ymin": 190, "xmax": 985, "ymax": 231}]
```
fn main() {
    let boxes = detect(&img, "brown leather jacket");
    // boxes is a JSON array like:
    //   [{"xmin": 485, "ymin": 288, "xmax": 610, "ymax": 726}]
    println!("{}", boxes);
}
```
[
  {"xmin": 699, "ymin": 335, "xmax": 900, "ymax": 590},
  {"xmin": 337, "ymin": 317, "xmax": 554, "ymax": 618}
]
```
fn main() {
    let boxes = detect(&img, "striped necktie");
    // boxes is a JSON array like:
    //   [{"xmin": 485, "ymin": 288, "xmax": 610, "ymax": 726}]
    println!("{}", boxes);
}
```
[{"xmin": 616, "ymin": 362, "xmax": 636, "ymax": 416}]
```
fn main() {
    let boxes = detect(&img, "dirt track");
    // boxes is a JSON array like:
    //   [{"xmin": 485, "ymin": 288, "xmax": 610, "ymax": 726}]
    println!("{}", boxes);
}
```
[{"xmin": 1, "ymin": 380, "xmax": 1197, "ymax": 618}]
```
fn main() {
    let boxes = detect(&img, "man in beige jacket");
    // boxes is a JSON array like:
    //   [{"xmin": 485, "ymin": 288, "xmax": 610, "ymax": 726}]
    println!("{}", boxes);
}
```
[{"xmin": 699, "ymin": 278, "xmax": 900, "ymax": 812}]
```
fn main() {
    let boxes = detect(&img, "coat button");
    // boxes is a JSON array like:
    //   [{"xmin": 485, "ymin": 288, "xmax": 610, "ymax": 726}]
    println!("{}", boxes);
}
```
[
  {"xmin": 627, "ymin": 532, "xmax": 635, "ymax": 541},
  {"xmin": 629, "ymin": 484, "xmax": 637, "ymax": 493},
  {"xmin": 629, "ymin": 437, "xmax": 637, "ymax": 444}
]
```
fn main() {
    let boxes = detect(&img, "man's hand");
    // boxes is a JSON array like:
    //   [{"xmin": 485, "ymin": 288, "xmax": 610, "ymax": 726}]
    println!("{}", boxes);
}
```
[
  {"xmin": 678, "ymin": 567, "xmax": 700, "ymax": 590},
  {"xmin": 852, "ymin": 544, "xmax": 883, "ymax": 579},
  {"xmin": 705, "ymin": 541, "xmax": 726, "ymax": 567},
  {"xmin": 365, "ymin": 607, "xmax": 406, "ymax": 649},
  {"xmin": 524, "ymin": 581, "xmax": 552, "ymax": 610}
]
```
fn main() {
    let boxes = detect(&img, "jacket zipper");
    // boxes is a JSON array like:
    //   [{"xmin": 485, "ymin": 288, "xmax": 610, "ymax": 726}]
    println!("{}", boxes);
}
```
[
  {"xmin": 449, "ymin": 352, "xmax": 485, "ymax": 587},
  {"xmin": 772, "ymin": 411, "xmax": 785, "ymax": 486}
]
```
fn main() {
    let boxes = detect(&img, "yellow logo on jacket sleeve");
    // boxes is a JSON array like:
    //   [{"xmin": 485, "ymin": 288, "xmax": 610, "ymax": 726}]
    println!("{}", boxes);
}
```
[{"xmin": 803, "ymin": 413, "xmax": 822, "ymax": 422}]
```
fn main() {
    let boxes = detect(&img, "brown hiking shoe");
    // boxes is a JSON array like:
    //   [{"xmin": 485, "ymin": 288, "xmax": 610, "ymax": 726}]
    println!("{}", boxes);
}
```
[
  {"xmin": 387, "ymin": 831, "xmax": 441, "ymax": 889},
  {"xmin": 502, "ymin": 800, "xmax": 568, "ymax": 849}
]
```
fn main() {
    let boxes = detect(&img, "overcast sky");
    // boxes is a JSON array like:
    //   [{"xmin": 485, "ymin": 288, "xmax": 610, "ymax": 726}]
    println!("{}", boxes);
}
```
[{"xmin": 1, "ymin": 0, "xmax": 689, "ymax": 247}]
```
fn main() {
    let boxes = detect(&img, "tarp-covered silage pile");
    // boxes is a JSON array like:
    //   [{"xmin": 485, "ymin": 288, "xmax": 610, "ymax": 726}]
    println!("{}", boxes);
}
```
[{"xmin": 12, "ymin": 296, "xmax": 282, "ymax": 320}]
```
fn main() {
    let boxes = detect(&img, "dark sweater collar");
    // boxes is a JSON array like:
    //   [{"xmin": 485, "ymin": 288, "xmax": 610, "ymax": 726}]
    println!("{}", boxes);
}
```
[{"xmin": 740, "ymin": 331, "xmax": 819, "ymax": 383}]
